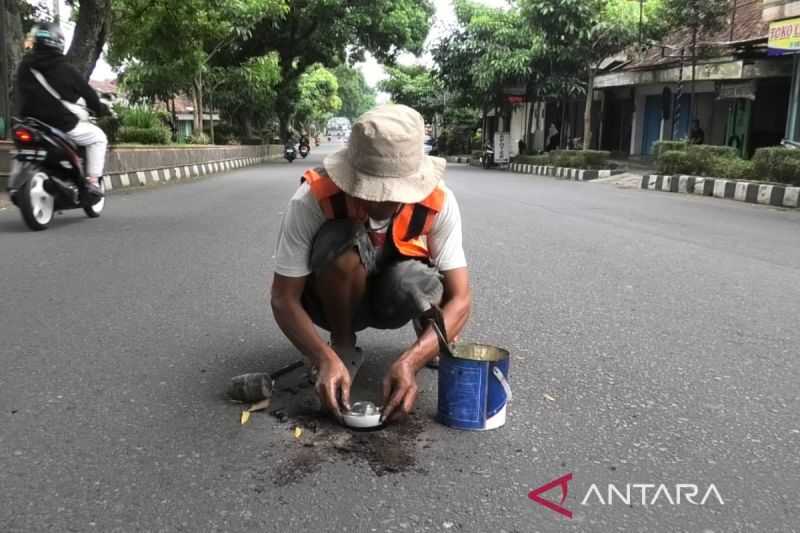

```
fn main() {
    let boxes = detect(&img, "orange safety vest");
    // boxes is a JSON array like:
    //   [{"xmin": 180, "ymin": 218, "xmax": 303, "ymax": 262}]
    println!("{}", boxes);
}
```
[{"xmin": 302, "ymin": 167, "xmax": 446, "ymax": 258}]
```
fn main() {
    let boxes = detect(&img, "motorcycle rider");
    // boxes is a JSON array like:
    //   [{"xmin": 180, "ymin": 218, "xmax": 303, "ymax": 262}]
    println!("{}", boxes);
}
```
[{"xmin": 15, "ymin": 22, "xmax": 109, "ymax": 198}]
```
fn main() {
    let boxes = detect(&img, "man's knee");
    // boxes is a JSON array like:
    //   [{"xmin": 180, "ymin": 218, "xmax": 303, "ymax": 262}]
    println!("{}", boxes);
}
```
[
  {"xmin": 309, "ymin": 219, "xmax": 368, "ymax": 274},
  {"xmin": 92, "ymin": 125, "xmax": 108, "ymax": 149},
  {"xmin": 321, "ymin": 247, "xmax": 362, "ymax": 278}
]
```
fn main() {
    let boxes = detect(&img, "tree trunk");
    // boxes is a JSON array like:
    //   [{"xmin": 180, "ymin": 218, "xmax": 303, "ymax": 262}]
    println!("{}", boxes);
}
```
[
  {"xmin": 689, "ymin": 25, "xmax": 697, "ymax": 128},
  {"xmin": 209, "ymin": 90, "xmax": 214, "ymax": 144},
  {"xmin": 2, "ymin": 0, "xmax": 25, "ymax": 123},
  {"xmin": 583, "ymin": 65, "xmax": 595, "ymax": 151},
  {"xmin": 526, "ymin": 99, "xmax": 536, "ymax": 154},
  {"xmin": 66, "ymin": 0, "xmax": 112, "ymax": 80},
  {"xmin": 192, "ymin": 74, "xmax": 204, "ymax": 135}
]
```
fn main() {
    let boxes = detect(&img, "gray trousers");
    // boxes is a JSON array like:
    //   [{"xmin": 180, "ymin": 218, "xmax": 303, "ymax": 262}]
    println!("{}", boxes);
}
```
[{"xmin": 302, "ymin": 220, "xmax": 443, "ymax": 332}]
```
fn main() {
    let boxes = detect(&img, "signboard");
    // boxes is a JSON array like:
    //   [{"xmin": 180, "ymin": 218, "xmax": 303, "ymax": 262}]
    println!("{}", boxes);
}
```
[
  {"xmin": 768, "ymin": 17, "xmax": 800, "ymax": 56},
  {"xmin": 494, "ymin": 132, "xmax": 509, "ymax": 164},
  {"xmin": 718, "ymin": 81, "xmax": 757, "ymax": 101}
]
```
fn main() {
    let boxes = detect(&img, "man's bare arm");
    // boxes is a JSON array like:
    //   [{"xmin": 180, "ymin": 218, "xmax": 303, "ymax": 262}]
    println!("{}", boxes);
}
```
[
  {"xmin": 403, "ymin": 267, "xmax": 471, "ymax": 370},
  {"xmin": 270, "ymin": 273, "xmax": 351, "ymax": 417},
  {"xmin": 270, "ymin": 274, "xmax": 335, "ymax": 365},
  {"xmin": 381, "ymin": 267, "xmax": 471, "ymax": 422}
]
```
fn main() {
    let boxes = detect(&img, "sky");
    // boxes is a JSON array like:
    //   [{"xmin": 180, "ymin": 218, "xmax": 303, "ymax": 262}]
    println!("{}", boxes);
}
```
[{"xmin": 53, "ymin": 0, "xmax": 510, "ymax": 87}]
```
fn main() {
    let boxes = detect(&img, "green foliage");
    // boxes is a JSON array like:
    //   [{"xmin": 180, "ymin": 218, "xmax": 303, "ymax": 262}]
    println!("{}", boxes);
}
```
[
  {"xmin": 656, "ymin": 150, "xmax": 700, "ymax": 175},
  {"xmin": 295, "ymin": 65, "xmax": 342, "ymax": 131},
  {"xmin": 379, "ymin": 65, "xmax": 442, "ymax": 122},
  {"xmin": 661, "ymin": 0, "xmax": 729, "ymax": 36},
  {"xmin": 515, "ymin": 150, "xmax": 610, "ymax": 169},
  {"xmin": 117, "ymin": 105, "xmax": 168, "ymax": 129},
  {"xmin": 187, "ymin": 133, "xmax": 211, "ymax": 145},
  {"xmin": 653, "ymin": 140, "xmax": 688, "ymax": 157},
  {"xmin": 210, "ymin": 54, "xmax": 282, "ymax": 134},
  {"xmin": 753, "ymin": 147, "xmax": 800, "ymax": 185},
  {"xmin": 708, "ymin": 158, "xmax": 757, "ymax": 181},
  {"xmin": 687, "ymin": 144, "xmax": 737, "ymax": 160},
  {"xmin": 550, "ymin": 149, "xmax": 611, "ymax": 169},
  {"xmin": 333, "ymin": 65, "xmax": 376, "ymax": 121},
  {"xmin": 227, "ymin": 0, "xmax": 434, "ymax": 137},
  {"xmin": 514, "ymin": 154, "xmax": 551, "ymax": 165},
  {"xmin": 96, "ymin": 115, "xmax": 121, "ymax": 145},
  {"xmin": 240, "ymin": 137, "xmax": 265, "ymax": 146},
  {"xmin": 117, "ymin": 126, "xmax": 171, "ymax": 145},
  {"xmin": 658, "ymin": 145, "xmax": 760, "ymax": 181}
]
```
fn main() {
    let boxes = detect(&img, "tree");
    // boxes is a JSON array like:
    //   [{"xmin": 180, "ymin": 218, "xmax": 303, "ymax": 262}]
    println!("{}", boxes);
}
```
[
  {"xmin": 228, "ymin": 0, "xmax": 433, "ymax": 140},
  {"xmin": 433, "ymin": 0, "xmax": 547, "ymax": 149},
  {"xmin": 110, "ymin": 0, "xmax": 287, "ymax": 132},
  {"xmin": 66, "ymin": 0, "xmax": 113, "ymax": 80},
  {"xmin": 522, "ymin": 0, "xmax": 662, "ymax": 150},
  {"xmin": 2, "ymin": 1, "xmax": 53, "ymax": 133},
  {"xmin": 661, "ymin": 0, "xmax": 729, "ymax": 126},
  {"xmin": 378, "ymin": 65, "xmax": 442, "ymax": 122},
  {"xmin": 333, "ymin": 65, "xmax": 375, "ymax": 121},
  {"xmin": 295, "ymin": 64, "xmax": 341, "ymax": 134},
  {"xmin": 210, "ymin": 54, "xmax": 282, "ymax": 138}
]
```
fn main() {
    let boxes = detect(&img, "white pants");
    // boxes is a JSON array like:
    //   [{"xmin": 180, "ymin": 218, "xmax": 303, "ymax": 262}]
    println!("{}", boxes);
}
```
[{"xmin": 67, "ymin": 122, "xmax": 108, "ymax": 178}]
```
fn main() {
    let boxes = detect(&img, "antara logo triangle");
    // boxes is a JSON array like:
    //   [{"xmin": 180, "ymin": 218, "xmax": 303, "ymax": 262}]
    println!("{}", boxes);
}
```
[{"xmin": 529, "ymin": 473, "xmax": 573, "ymax": 519}]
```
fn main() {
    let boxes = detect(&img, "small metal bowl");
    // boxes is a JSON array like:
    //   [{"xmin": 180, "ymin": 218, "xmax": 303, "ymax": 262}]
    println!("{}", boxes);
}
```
[{"xmin": 342, "ymin": 401, "xmax": 383, "ymax": 429}]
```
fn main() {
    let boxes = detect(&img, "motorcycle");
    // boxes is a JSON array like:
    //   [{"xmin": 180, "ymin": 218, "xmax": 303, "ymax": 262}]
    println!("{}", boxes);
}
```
[
  {"xmin": 6, "ymin": 117, "xmax": 105, "ymax": 231},
  {"xmin": 284, "ymin": 143, "xmax": 297, "ymax": 163},
  {"xmin": 298, "ymin": 143, "xmax": 310, "ymax": 159}
]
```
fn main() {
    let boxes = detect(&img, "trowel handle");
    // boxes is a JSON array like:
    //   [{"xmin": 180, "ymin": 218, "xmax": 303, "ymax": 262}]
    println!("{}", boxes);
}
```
[{"xmin": 425, "ymin": 304, "xmax": 453, "ymax": 358}]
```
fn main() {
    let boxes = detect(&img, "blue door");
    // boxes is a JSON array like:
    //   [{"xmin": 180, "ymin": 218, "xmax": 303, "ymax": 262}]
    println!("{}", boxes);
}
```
[{"xmin": 641, "ymin": 95, "xmax": 662, "ymax": 155}]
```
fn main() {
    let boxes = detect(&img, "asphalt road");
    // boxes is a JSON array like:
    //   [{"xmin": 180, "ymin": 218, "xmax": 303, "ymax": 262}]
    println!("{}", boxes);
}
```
[{"xmin": 1, "ymin": 145, "xmax": 799, "ymax": 532}]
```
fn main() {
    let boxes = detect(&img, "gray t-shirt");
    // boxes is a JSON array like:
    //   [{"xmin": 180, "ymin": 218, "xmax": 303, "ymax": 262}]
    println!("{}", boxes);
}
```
[{"xmin": 274, "ymin": 183, "xmax": 467, "ymax": 278}]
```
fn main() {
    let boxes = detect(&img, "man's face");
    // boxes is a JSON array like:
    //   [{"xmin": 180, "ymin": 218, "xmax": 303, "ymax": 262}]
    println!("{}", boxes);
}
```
[{"xmin": 366, "ymin": 201, "xmax": 400, "ymax": 220}]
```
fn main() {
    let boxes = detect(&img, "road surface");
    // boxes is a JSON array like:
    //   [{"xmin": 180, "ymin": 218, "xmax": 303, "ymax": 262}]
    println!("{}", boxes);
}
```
[{"xmin": 1, "ymin": 145, "xmax": 798, "ymax": 532}]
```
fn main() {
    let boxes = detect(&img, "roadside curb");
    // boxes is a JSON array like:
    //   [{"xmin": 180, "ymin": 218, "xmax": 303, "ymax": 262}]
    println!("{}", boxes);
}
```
[
  {"xmin": 101, "ymin": 155, "xmax": 276, "ymax": 191},
  {"xmin": 445, "ymin": 155, "xmax": 472, "ymax": 164},
  {"xmin": 0, "ymin": 155, "xmax": 279, "ymax": 209},
  {"xmin": 641, "ymin": 174, "xmax": 800, "ymax": 208},
  {"xmin": 509, "ymin": 162, "xmax": 621, "ymax": 182}
]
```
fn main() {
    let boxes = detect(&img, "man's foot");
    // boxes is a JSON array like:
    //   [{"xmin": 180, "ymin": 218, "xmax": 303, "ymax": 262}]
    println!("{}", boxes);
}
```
[{"xmin": 82, "ymin": 177, "xmax": 104, "ymax": 204}]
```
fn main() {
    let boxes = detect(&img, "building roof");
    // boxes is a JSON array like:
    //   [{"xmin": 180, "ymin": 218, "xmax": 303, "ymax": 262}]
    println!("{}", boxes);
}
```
[
  {"xmin": 89, "ymin": 79, "xmax": 119, "ymax": 95},
  {"xmin": 608, "ymin": 0, "xmax": 767, "ymax": 73}
]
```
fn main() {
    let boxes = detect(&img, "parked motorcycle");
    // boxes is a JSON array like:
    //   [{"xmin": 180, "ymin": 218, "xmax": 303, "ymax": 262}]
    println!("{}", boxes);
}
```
[
  {"xmin": 298, "ymin": 143, "xmax": 310, "ymax": 159},
  {"xmin": 6, "ymin": 117, "xmax": 105, "ymax": 231},
  {"xmin": 284, "ymin": 144, "xmax": 297, "ymax": 163}
]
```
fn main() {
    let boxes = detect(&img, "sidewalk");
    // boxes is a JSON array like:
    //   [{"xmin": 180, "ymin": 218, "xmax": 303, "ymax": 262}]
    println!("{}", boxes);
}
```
[{"xmin": 594, "ymin": 157, "xmax": 657, "ymax": 189}]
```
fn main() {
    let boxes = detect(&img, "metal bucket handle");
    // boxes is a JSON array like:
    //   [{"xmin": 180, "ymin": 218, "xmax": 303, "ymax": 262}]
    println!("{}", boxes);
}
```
[
  {"xmin": 491, "ymin": 366, "xmax": 512, "ymax": 402},
  {"xmin": 426, "ymin": 305, "xmax": 512, "ymax": 402}
]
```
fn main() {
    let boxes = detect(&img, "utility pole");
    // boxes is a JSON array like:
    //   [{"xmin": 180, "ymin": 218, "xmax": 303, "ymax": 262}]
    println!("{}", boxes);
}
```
[{"xmin": 0, "ymin": 0, "xmax": 10, "ymax": 139}]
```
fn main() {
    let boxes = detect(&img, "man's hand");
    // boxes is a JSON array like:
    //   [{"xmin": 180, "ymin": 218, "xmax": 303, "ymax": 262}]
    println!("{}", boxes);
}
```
[
  {"xmin": 381, "ymin": 359, "xmax": 419, "ymax": 423},
  {"xmin": 314, "ymin": 356, "xmax": 352, "ymax": 420}
]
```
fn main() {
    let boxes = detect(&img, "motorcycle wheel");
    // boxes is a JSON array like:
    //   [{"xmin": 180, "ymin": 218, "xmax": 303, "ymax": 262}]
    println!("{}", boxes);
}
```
[
  {"xmin": 18, "ymin": 171, "xmax": 55, "ymax": 231},
  {"xmin": 83, "ymin": 177, "xmax": 106, "ymax": 218}
]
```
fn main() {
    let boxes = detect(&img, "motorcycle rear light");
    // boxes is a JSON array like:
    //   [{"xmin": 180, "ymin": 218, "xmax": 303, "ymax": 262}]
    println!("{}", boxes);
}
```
[{"xmin": 14, "ymin": 129, "xmax": 33, "ymax": 143}]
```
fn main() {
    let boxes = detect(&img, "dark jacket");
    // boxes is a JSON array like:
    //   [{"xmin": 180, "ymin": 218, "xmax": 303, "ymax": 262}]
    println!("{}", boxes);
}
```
[{"xmin": 15, "ymin": 48, "xmax": 107, "ymax": 132}]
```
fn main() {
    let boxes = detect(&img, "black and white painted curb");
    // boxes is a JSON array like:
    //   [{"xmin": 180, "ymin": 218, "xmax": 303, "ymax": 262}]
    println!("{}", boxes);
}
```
[
  {"xmin": 445, "ymin": 156, "xmax": 472, "ymax": 164},
  {"xmin": 509, "ymin": 162, "xmax": 616, "ymax": 181},
  {"xmin": 102, "ymin": 155, "xmax": 274, "ymax": 191},
  {"xmin": 641, "ymin": 174, "xmax": 800, "ymax": 208}
]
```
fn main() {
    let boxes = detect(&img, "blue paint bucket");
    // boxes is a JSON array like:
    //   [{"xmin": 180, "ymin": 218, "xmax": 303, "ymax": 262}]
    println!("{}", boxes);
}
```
[{"xmin": 437, "ymin": 343, "xmax": 512, "ymax": 431}]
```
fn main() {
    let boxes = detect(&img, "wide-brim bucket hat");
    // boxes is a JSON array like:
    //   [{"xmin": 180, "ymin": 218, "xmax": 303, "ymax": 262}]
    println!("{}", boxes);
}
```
[{"xmin": 323, "ymin": 104, "xmax": 446, "ymax": 203}]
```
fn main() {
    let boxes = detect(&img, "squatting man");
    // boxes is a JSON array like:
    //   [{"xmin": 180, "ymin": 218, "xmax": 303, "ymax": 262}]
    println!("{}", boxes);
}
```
[{"xmin": 271, "ymin": 104, "xmax": 472, "ymax": 423}]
